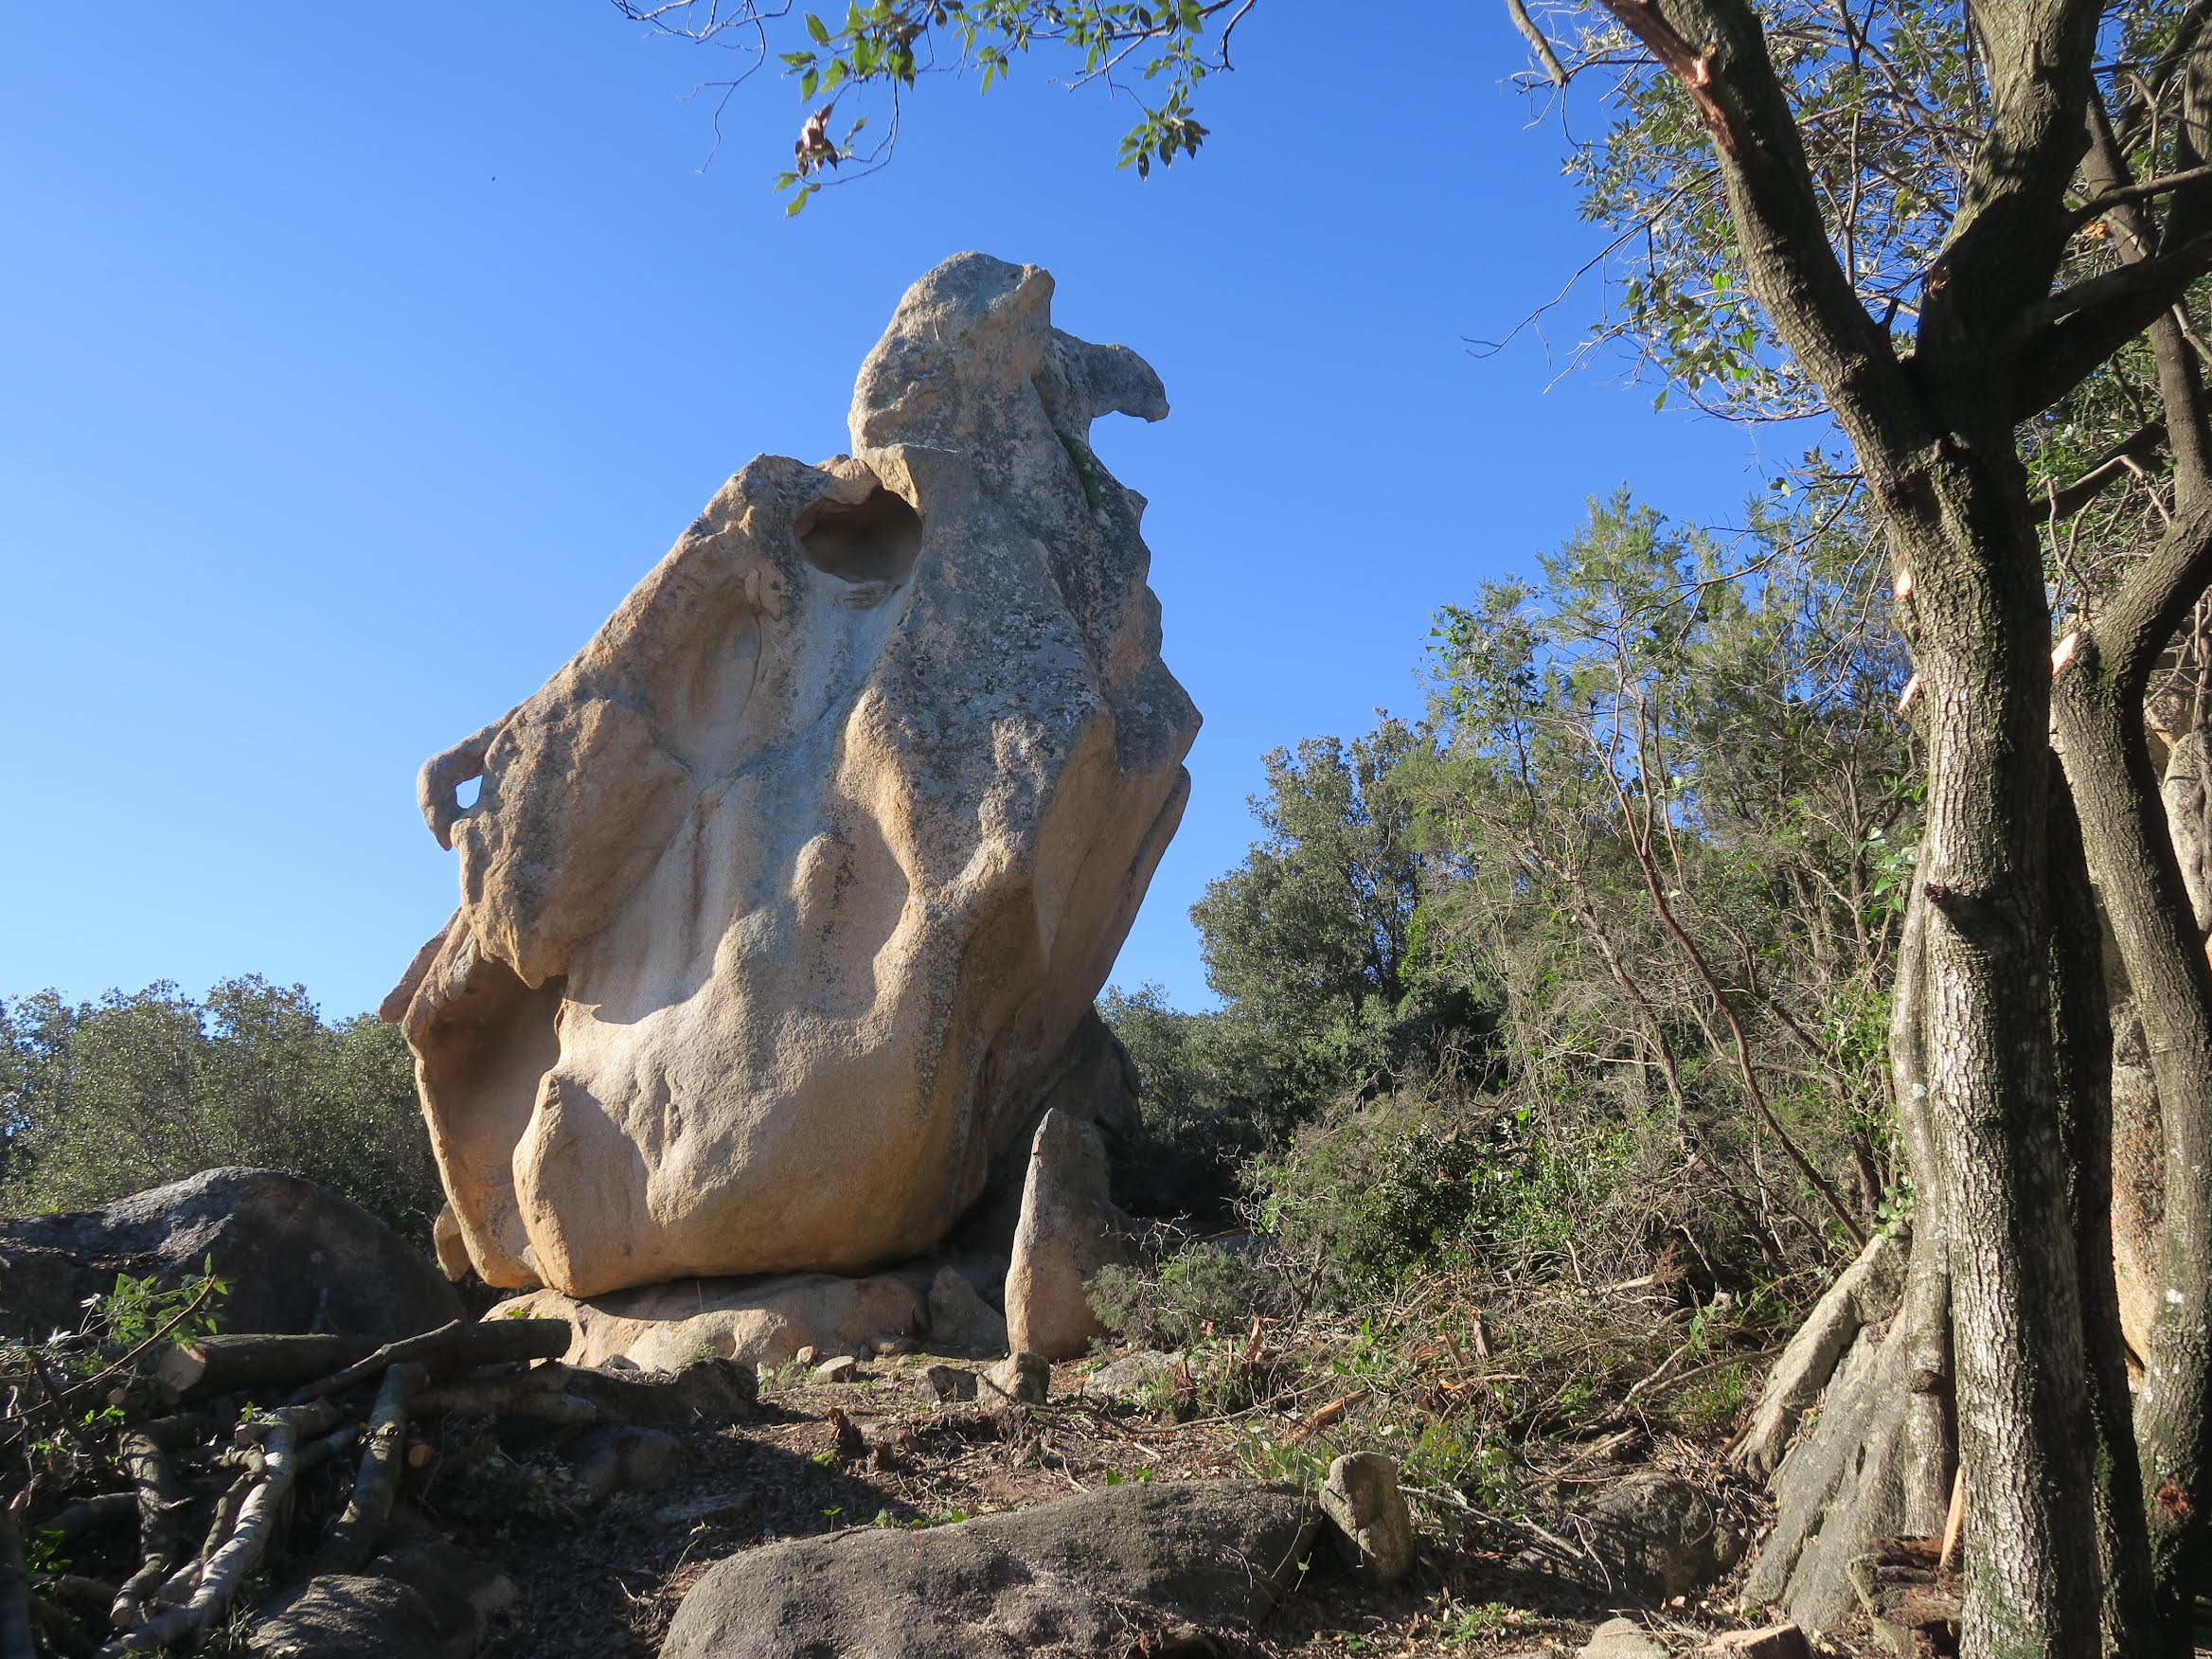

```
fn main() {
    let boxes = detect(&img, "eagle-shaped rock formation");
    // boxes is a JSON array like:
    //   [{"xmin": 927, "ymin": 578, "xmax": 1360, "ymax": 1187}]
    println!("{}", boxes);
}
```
[{"xmin": 384, "ymin": 255, "xmax": 1198, "ymax": 1299}]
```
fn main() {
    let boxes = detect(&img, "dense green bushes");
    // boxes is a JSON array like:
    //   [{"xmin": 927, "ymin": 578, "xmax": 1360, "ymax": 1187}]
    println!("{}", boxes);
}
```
[
  {"xmin": 1099, "ymin": 492, "xmax": 1914, "ymax": 1329},
  {"xmin": 0, "ymin": 977, "xmax": 439, "ymax": 1244}
]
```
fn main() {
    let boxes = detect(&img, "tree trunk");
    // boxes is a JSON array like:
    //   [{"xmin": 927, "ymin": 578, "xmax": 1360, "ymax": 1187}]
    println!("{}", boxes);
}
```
[
  {"xmin": 2057, "ymin": 629, "xmax": 2212, "ymax": 1650},
  {"xmin": 1902, "ymin": 486, "xmax": 2105, "ymax": 1659},
  {"xmin": 2044, "ymin": 756, "xmax": 2159, "ymax": 1651},
  {"xmin": 1740, "ymin": 892, "xmax": 1953, "ymax": 1635}
]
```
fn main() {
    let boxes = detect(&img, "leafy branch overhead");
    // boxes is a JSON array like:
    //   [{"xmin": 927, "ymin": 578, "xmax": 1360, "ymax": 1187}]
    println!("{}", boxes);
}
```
[{"xmin": 612, "ymin": 0, "xmax": 1254, "ymax": 209}]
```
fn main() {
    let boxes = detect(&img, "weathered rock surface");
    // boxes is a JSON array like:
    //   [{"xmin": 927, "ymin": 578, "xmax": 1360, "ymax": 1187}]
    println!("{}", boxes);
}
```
[
  {"xmin": 1080, "ymin": 1348, "xmax": 1180, "ymax": 1399},
  {"xmin": 661, "ymin": 1480, "xmax": 1319, "ymax": 1659},
  {"xmin": 249, "ymin": 1540, "xmax": 510, "ymax": 1659},
  {"xmin": 926, "ymin": 1265, "xmax": 1008, "ymax": 1355},
  {"xmin": 1571, "ymin": 1472, "xmax": 1743, "ymax": 1600},
  {"xmin": 983, "ymin": 1351, "xmax": 1049, "ymax": 1404},
  {"xmin": 386, "ymin": 254, "xmax": 1198, "ymax": 1300},
  {"xmin": 492, "ymin": 1271, "xmax": 925, "ymax": 1370},
  {"xmin": 1579, "ymin": 1618, "xmax": 1666, "ymax": 1659},
  {"xmin": 1004, "ymin": 1110, "xmax": 1132, "ymax": 1360},
  {"xmin": 955, "ymin": 1007, "xmax": 1147, "ymax": 1252},
  {"xmin": 0, "ymin": 1168, "xmax": 461, "ymax": 1342},
  {"xmin": 1320, "ymin": 1452, "xmax": 1416, "ymax": 1583}
]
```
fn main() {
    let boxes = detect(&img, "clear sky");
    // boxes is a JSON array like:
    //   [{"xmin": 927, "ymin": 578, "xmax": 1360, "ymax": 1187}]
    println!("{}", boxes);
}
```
[{"xmin": 1, "ymin": 5, "xmax": 1788, "ymax": 1023}]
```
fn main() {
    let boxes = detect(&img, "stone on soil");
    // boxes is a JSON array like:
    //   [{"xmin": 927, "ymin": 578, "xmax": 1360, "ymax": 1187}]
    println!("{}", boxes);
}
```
[
  {"xmin": 661, "ymin": 1480, "xmax": 1318, "ymax": 1659},
  {"xmin": 1320, "ymin": 1452, "xmax": 1416, "ymax": 1583},
  {"xmin": 927, "ymin": 1266, "xmax": 1008, "ymax": 1355},
  {"xmin": 1580, "ymin": 1617, "xmax": 1666, "ymax": 1659},
  {"xmin": 983, "ymin": 1352, "xmax": 1049, "ymax": 1404},
  {"xmin": 1562, "ymin": 1472, "xmax": 1743, "ymax": 1600}
]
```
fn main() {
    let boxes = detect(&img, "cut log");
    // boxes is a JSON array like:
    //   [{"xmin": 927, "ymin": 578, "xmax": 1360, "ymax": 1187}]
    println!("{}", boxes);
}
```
[
  {"xmin": 1732, "ymin": 1229, "xmax": 1905, "ymax": 1476},
  {"xmin": 154, "ymin": 1319, "xmax": 568, "ymax": 1400},
  {"xmin": 415, "ymin": 1356, "xmax": 755, "ymax": 1430}
]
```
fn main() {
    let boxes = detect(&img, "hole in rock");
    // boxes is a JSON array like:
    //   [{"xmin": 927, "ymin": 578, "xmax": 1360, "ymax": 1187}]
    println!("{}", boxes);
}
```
[
  {"xmin": 455, "ymin": 776, "xmax": 481, "ymax": 809},
  {"xmin": 794, "ymin": 486, "xmax": 922, "ymax": 585}
]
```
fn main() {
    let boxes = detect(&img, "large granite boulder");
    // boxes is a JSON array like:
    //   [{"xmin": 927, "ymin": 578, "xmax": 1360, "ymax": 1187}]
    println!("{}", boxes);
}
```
[
  {"xmin": 660, "ymin": 1480, "xmax": 1319, "ymax": 1659},
  {"xmin": 385, "ymin": 255, "xmax": 1199, "ymax": 1298},
  {"xmin": 0, "ymin": 1168, "xmax": 462, "ymax": 1341}
]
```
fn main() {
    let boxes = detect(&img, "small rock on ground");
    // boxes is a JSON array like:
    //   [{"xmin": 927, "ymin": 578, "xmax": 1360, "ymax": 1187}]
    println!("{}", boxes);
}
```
[
  {"xmin": 1080, "ymin": 1349, "xmax": 1179, "ymax": 1399},
  {"xmin": 1581, "ymin": 1617, "xmax": 1666, "ymax": 1659},
  {"xmin": 917, "ymin": 1365, "xmax": 978, "ymax": 1403},
  {"xmin": 984, "ymin": 1352, "xmax": 1049, "ymax": 1404},
  {"xmin": 1319, "ymin": 1452, "xmax": 1416, "ymax": 1583},
  {"xmin": 813, "ymin": 1354, "xmax": 859, "ymax": 1383}
]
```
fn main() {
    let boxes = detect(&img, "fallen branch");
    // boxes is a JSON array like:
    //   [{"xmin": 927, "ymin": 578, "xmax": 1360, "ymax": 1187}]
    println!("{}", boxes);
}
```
[
  {"xmin": 27, "ymin": 1592, "xmax": 95, "ymax": 1659},
  {"xmin": 301, "ymin": 1363, "xmax": 424, "ymax": 1579},
  {"xmin": 34, "ymin": 1496, "xmax": 134, "ymax": 1543},
  {"xmin": 100, "ymin": 1401, "xmax": 341, "ymax": 1654},
  {"xmin": 107, "ymin": 1434, "xmax": 188, "ymax": 1631}
]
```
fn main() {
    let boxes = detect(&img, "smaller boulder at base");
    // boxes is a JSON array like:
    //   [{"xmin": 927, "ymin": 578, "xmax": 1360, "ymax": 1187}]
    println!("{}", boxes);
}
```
[
  {"xmin": 926, "ymin": 1265, "xmax": 1008, "ymax": 1355},
  {"xmin": 1003, "ymin": 1110, "xmax": 1132, "ymax": 1360}
]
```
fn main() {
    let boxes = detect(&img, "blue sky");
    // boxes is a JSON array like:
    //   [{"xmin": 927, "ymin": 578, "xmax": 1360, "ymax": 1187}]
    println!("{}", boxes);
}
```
[{"xmin": 1, "ymin": 4, "xmax": 1786, "ymax": 1022}]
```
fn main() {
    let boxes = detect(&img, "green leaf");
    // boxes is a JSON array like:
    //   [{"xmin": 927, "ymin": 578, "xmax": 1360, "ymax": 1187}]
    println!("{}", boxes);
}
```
[
  {"xmin": 806, "ymin": 11, "xmax": 832, "ymax": 44},
  {"xmin": 786, "ymin": 187, "xmax": 813, "ymax": 217}
]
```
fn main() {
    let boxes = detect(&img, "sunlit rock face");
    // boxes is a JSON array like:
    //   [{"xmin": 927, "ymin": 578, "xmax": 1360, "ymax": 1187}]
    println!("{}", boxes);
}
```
[{"xmin": 384, "ymin": 254, "xmax": 1198, "ymax": 1299}]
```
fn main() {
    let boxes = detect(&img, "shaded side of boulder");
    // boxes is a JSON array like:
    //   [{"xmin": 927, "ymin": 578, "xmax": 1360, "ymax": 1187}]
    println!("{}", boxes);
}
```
[
  {"xmin": 250, "ymin": 1541, "xmax": 509, "ymax": 1659},
  {"xmin": 958, "ymin": 1008, "xmax": 1147, "ymax": 1251},
  {"xmin": 1004, "ymin": 1110, "xmax": 1133, "ymax": 1360},
  {"xmin": 662, "ymin": 1479, "xmax": 1320, "ymax": 1659},
  {"xmin": 926, "ymin": 1265, "xmax": 1008, "ymax": 1355},
  {"xmin": 0, "ymin": 1168, "xmax": 461, "ymax": 1341},
  {"xmin": 1576, "ymin": 1472, "xmax": 1744, "ymax": 1600}
]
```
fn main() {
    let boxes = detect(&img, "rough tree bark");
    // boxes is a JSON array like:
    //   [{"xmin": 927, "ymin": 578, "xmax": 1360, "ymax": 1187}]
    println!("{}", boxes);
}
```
[{"xmin": 2049, "ymin": 66, "xmax": 2212, "ymax": 1644}]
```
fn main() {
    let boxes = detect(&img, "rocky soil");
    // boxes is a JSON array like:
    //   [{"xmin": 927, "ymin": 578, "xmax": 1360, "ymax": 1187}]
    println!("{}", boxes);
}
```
[{"xmin": 443, "ymin": 1350, "xmax": 1887, "ymax": 1659}]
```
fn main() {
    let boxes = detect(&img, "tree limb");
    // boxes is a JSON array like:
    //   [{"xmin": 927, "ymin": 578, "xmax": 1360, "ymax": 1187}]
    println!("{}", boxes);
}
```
[
  {"xmin": 301, "ymin": 1363, "xmax": 425, "ymax": 1579},
  {"xmin": 2015, "ymin": 229, "xmax": 2212, "ymax": 418}
]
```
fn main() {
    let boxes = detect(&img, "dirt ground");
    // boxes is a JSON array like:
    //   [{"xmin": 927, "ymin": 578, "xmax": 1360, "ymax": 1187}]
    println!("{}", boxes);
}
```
[{"xmin": 435, "ymin": 1350, "xmax": 1882, "ymax": 1659}]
